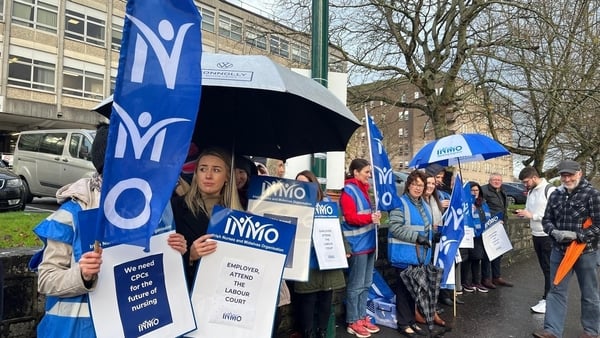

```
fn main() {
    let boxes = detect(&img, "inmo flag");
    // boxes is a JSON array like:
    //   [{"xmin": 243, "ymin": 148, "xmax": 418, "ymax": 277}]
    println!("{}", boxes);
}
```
[{"xmin": 95, "ymin": 0, "xmax": 202, "ymax": 250}]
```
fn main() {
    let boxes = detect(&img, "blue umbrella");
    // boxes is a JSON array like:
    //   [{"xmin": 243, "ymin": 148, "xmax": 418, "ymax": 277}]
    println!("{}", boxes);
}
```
[{"xmin": 408, "ymin": 133, "xmax": 509, "ymax": 169}]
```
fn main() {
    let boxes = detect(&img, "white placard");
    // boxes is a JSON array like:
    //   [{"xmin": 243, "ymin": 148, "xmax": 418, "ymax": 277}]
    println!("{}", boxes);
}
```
[
  {"xmin": 482, "ymin": 220, "xmax": 513, "ymax": 261},
  {"xmin": 89, "ymin": 231, "xmax": 196, "ymax": 338},
  {"xmin": 312, "ymin": 202, "xmax": 348, "ymax": 270},
  {"xmin": 459, "ymin": 227, "xmax": 475, "ymax": 249}
]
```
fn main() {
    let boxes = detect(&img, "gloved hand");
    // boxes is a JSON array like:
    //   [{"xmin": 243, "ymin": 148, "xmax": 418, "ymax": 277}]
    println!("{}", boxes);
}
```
[
  {"xmin": 416, "ymin": 234, "xmax": 431, "ymax": 248},
  {"xmin": 576, "ymin": 229, "xmax": 593, "ymax": 243},
  {"xmin": 551, "ymin": 230, "xmax": 577, "ymax": 243},
  {"xmin": 433, "ymin": 232, "xmax": 442, "ymax": 243}
]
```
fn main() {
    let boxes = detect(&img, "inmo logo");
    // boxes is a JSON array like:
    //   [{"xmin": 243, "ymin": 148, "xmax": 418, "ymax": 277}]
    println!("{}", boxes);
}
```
[
  {"xmin": 261, "ymin": 181, "xmax": 306, "ymax": 200},
  {"xmin": 224, "ymin": 215, "xmax": 279, "ymax": 243},
  {"xmin": 315, "ymin": 203, "xmax": 334, "ymax": 216},
  {"xmin": 436, "ymin": 145, "xmax": 463, "ymax": 156}
]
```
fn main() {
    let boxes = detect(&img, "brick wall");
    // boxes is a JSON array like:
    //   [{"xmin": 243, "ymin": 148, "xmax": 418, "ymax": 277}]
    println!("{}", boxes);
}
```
[{"xmin": 0, "ymin": 217, "xmax": 533, "ymax": 338}]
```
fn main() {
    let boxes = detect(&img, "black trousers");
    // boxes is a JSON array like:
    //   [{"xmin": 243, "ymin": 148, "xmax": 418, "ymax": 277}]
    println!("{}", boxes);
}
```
[
  {"xmin": 394, "ymin": 268, "xmax": 416, "ymax": 327},
  {"xmin": 295, "ymin": 290, "xmax": 333, "ymax": 334},
  {"xmin": 532, "ymin": 235, "xmax": 552, "ymax": 298}
]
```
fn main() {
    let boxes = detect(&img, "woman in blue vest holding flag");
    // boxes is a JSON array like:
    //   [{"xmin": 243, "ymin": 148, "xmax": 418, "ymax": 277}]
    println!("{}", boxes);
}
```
[
  {"xmin": 340, "ymin": 158, "xmax": 381, "ymax": 338},
  {"xmin": 388, "ymin": 170, "xmax": 433, "ymax": 337}
]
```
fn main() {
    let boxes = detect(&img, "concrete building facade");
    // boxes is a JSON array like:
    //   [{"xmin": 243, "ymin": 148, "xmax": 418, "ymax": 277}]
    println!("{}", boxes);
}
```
[{"xmin": 0, "ymin": 0, "xmax": 344, "ymax": 157}]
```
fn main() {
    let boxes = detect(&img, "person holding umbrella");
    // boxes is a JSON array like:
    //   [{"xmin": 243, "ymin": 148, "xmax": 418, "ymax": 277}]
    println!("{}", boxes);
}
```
[
  {"xmin": 340, "ymin": 158, "xmax": 381, "ymax": 338},
  {"xmin": 533, "ymin": 160, "xmax": 600, "ymax": 338},
  {"xmin": 388, "ymin": 170, "xmax": 437, "ymax": 337}
]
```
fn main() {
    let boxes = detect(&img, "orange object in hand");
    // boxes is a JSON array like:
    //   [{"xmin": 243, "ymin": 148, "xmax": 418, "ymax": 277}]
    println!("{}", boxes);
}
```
[{"xmin": 553, "ymin": 217, "xmax": 592, "ymax": 286}]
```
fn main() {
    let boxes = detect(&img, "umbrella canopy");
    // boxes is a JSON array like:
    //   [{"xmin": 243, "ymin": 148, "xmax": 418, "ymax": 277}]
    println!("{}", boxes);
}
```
[
  {"xmin": 93, "ymin": 53, "xmax": 361, "ymax": 160},
  {"xmin": 400, "ymin": 263, "xmax": 443, "ymax": 335},
  {"xmin": 409, "ymin": 133, "xmax": 509, "ymax": 169},
  {"xmin": 553, "ymin": 217, "xmax": 592, "ymax": 285}
]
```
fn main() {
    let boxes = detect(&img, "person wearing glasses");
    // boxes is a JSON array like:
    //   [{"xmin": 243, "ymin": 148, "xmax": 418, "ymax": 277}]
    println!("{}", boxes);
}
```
[{"xmin": 388, "ymin": 170, "xmax": 441, "ymax": 337}]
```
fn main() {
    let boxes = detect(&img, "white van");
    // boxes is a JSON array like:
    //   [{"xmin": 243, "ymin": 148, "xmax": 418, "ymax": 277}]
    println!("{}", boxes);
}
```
[{"xmin": 13, "ymin": 129, "xmax": 96, "ymax": 202}]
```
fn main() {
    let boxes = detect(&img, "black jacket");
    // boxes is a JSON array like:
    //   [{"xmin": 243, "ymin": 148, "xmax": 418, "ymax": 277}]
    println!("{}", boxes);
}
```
[{"xmin": 481, "ymin": 184, "xmax": 508, "ymax": 223}]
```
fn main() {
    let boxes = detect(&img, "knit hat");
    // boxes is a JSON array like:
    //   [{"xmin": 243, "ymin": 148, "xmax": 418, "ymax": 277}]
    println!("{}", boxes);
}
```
[
  {"xmin": 91, "ymin": 123, "xmax": 109, "ymax": 174},
  {"xmin": 425, "ymin": 163, "xmax": 445, "ymax": 176}
]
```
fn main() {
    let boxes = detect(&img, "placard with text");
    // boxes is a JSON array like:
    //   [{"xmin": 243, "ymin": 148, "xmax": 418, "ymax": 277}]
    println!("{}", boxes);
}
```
[
  {"xmin": 312, "ymin": 202, "xmax": 348, "ymax": 270},
  {"xmin": 88, "ymin": 231, "xmax": 195, "ymax": 338},
  {"xmin": 187, "ymin": 206, "xmax": 295, "ymax": 337},
  {"xmin": 247, "ymin": 175, "xmax": 317, "ymax": 281}
]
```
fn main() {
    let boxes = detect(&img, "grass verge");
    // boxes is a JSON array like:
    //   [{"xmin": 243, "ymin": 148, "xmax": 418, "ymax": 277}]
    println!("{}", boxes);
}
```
[{"xmin": 0, "ymin": 211, "xmax": 49, "ymax": 248}]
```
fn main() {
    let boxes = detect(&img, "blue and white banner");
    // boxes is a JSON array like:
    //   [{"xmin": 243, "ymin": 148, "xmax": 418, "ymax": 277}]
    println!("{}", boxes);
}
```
[
  {"xmin": 436, "ymin": 174, "xmax": 466, "ymax": 287},
  {"xmin": 96, "ymin": 0, "xmax": 202, "ymax": 249},
  {"xmin": 366, "ymin": 114, "xmax": 402, "ymax": 211},
  {"xmin": 188, "ymin": 206, "xmax": 296, "ymax": 337},
  {"xmin": 247, "ymin": 175, "xmax": 318, "ymax": 281}
]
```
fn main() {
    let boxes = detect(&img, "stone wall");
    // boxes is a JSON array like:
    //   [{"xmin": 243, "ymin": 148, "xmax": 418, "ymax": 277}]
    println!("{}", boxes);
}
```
[{"xmin": 0, "ymin": 217, "xmax": 532, "ymax": 338}]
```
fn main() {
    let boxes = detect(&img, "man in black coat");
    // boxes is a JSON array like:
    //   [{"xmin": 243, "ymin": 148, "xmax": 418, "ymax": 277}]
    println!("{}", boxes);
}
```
[{"xmin": 481, "ymin": 173, "xmax": 514, "ymax": 288}]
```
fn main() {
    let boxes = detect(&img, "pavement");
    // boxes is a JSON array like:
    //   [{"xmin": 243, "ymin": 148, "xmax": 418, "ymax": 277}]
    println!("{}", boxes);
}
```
[{"xmin": 336, "ymin": 255, "xmax": 587, "ymax": 338}]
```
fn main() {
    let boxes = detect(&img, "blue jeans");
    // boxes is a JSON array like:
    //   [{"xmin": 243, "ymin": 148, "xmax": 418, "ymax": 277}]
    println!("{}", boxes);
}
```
[
  {"xmin": 544, "ymin": 247, "xmax": 599, "ymax": 337},
  {"xmin": 345, "ymin": 252, "xmax": 375, "ymax": 323}
]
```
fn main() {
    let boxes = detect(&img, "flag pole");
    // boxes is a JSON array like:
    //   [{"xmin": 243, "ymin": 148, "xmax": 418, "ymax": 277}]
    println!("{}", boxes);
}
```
[{"xmin": 364, "ymin": 107, "xmax": 379, "ymax": 211}]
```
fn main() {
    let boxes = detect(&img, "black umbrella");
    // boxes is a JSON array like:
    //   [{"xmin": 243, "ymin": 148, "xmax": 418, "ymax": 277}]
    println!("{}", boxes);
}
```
[
  {"xmin": 399, "ymin": 248, "xmax": 443, "ymax": 336},
  {"xmin": 93, "ymin": 53, "xmax": 361, "ymax": 160}
]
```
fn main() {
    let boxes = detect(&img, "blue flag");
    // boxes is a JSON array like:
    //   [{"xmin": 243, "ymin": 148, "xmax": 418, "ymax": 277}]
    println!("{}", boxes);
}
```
[
  {"xmin": 436, "ymin": 173, "xmax": 466, "ymax": 286},
  {"xmin": 367, "ymin": 114, "xmax": 402, "ymax": 211},
  {"xmin": 96, "ymin": 0, "xmax": 202, "ymax": 250}
]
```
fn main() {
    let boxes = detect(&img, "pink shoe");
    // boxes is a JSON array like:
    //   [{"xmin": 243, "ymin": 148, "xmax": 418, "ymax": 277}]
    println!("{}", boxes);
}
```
[
  {"xmin": 347, "ymin": 321, "xmax": 371, "ymax": 337},
  {"xmin": 360, "ymin": 316, "xmax": 380, "ymax": 333}
]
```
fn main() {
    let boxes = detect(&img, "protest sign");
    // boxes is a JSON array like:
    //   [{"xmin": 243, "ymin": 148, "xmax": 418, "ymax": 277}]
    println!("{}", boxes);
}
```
[
  {"xmin": 247, "ymin": 175, "xmax": 318, "ymax": 281},
  {"xmin": 482, "ymin": 215, "xmax": 513, "ymax": 261},
  {"xmin": 88, "ymin": 231, "xmax": 195, "ymax": 338},
  {"xmin": 312, "ymin": 202, "xmax": 348, "ymax": 270},
  {"xmin": 187, "ymin": 207, "xmax": 295, "ymax": 337}
]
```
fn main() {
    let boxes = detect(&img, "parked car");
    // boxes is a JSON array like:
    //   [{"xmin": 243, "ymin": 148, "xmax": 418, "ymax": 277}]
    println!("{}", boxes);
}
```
[
  {"xmin": 502, "ymin": 182, "xmax": 528, "ymax": 205},
  {"xmin": 0, "ymin": 161, "xmax": 26, "ymax": 211},
  {"xmin": 13, "ymin": 129, "xmax": 96, "ymax": 203}
]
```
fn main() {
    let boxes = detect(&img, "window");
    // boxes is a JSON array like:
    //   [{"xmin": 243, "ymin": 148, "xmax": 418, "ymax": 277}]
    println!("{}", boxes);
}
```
[
  {"xmin": 12, "ymin": 0, "xmax": 58, "ymax": 33},
  {"xmin": 65, "ymin": 5, "xmax": 106, "ymax": 47},
  {"xmin": 218, "ymin": 13, "xmax": 242, "ymax": 41},
  {"xmin": 39, "ymin": 133, "xmax": 66, "ymax": 155},
  {"xmin": 246, "ymin": 26, "xmax": 267, "ymax": 50},
  {"xmin": 68, "ymin": 133, "xmax": 92, "ymax": 160},
  {"xmin": 414, "ymin": 91, "xmax": 420, "ymax": 99},
  {"xmin": 0, "ymin": 0, "xmax": 4, "ymax": 20},
  {"xmin": 270, "ymin": 35, "xmax": 289, "ymax": 58},
  {"xmin": 291, "ymin": 43, "xmax": 309, "ymax": 64},
  {"xmin": 62, "ymin": 60, "xmax": 104, "ymax": 100},
  {"xmin": 8, "ymin": 54, "xmax": 55, "ymax": 92},
  {"xmin": 111, "ymin": 17, "xmax": 123, "ymax": 51},
  {"xmin": 199, "ymin": 6, "xmax": 215, "ymax": 32},
  {"xmin": 110, "ymin": 69, "xmax": 117, "ymax": 94}
]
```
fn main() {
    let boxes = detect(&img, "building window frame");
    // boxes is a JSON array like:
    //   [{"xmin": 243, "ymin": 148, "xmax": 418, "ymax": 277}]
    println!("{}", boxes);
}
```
[
  {"xmin": 64, "ymin": 5, "xmax": 106, "ymax": 47},
  {"xmin": 12, "ymin": 0, "xmax": 58, "ymax": 33},
  {"xmin": 270, "ymin": 35, "xmax": 289, "ymax": 58},
  {"xmin": 291, "ymin": 42, "xmax": 309, "ymax": 64},
  {"xmin": 245, "ymin": 26, "xmax": 267, "ymax": 50},
  {"xmin": 8, "ymin": 55, "xmax": 55, "ymax": 92},
  {"xmin": 218, "ymin": 12, "xmax": 242, "ymax": 41},
  {"xmin": 62, "ymin": 59, "xmax": 104, "ymax": 100},
  {"xmin": 198, "ymin": 5, "xmax": 215, "ymax": 33},
  {"xmin": 111, "ymin": 17, "xmax": 123, "ymax": 51}
]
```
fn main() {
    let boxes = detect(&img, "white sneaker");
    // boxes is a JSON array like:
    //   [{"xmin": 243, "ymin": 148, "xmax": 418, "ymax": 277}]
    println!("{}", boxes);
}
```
[{"xmin": 530, "ymin": 299, "xmax": 546, "ymax": 314}]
